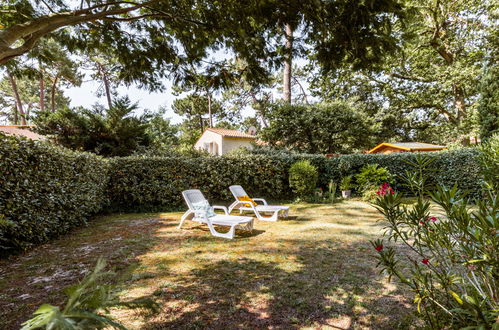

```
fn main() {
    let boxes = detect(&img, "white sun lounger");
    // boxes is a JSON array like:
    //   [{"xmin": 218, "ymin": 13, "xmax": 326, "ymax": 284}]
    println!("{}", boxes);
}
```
[
  {"xmin": 228, "ymin": 185, "xmax": 289, "ymax": 221},
  {"xmin": 180, "ymin": 189, "xmax": 253, "ymax": 239}
]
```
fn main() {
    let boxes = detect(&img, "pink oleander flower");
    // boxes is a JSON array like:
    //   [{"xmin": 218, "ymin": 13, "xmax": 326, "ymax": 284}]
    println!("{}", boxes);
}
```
[
  {"xmin": 377, "ymin": 183, "xmax": 395, "ymax": 196},
  {"xmin": 375, "ymin": 244, "xmax": 384, "ymax": 252}
]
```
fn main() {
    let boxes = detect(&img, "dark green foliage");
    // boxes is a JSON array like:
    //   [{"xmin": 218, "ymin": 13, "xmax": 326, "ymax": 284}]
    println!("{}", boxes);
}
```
[
  {"xmin": 0, "ymin": 134, "xmax": 108, "ymax": 252},
  {"xmin": 260, "ymin": 102, "xmax": 373, "ymax": 154},
  {"xmin": 34, "ymin": 97, "xmax": 152, "ymax": 157},
  {"xmin": 288, "ymin": 160, "xmax": 318, "ymax": 198},
  {"xmin": 106, "ymin": 155, "xmax": 293, "ymax": 212},
  {"xmin": 477, "ymin": 134, "xmax": 499, "ymax": 191},
  {"xmin": 478, "ymin": 63, "xmax": 499, "ymax": 140},
  {"xmin": 355, "ymin": 164, "xmax": 393, "ymax": 192}
]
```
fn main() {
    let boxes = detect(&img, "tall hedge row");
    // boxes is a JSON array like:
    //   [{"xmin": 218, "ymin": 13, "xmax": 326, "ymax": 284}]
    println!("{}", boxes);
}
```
[
  {"xmin": 0, "ymin": 134, "xmax": 108, "ymax": 251},
  {"xmin": 323, "ymin": 149, "xmax": 483, "ymax": 196},
  {"xmin": 107, "ymin": 149, "xmax": 483, "ymax": 211},
  {"xmin": 0, "ymin": 132, "xmax": 483, "ymax": 252}
]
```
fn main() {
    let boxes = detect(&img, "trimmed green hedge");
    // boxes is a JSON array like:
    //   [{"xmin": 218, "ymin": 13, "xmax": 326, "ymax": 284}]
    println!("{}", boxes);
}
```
[
  {"xmin": 107, "ymin": 149, "xmax": 483, "ymax": 212},
  {"xmin": 106, "ymin": 155, "xmax": 293, "ymax": 211},
  {"xmin": 324, "ymin": 149, "xmax": 483, "ymax": 197},
  {"xmin": 0, "ymin": 132, "xmax": 483, "ymax": 253},
  {"xmin": 0, "ymin": 134, "xmax": 109, "ymax": 252}
]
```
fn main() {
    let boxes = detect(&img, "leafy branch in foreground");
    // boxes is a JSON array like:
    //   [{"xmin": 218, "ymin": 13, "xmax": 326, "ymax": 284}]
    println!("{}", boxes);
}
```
[
  {"xmin": 21, "ymin": 258, "xmax": 158, "ymax": 330},
  {"xmin": 371, "ymin": 184, "xmax": 498, "ymax": 328}
]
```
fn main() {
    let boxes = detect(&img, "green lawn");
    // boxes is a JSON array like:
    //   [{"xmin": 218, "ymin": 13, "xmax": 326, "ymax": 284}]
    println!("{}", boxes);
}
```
[{"xmin": 0, "ymin": 200, "xmax": 418, "ymax": 329}]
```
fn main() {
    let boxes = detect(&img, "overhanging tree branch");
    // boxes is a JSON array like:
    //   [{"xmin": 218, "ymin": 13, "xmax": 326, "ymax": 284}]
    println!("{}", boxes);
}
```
[{"xmin": 0, "ymin": 0, "xmax": 166, "ymax": 65}]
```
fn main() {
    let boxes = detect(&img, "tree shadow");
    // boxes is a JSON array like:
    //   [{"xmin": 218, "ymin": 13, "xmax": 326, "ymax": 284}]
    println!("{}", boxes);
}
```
[
  {"xmin": 185, "ymin": 224, "xmax": 266, "ymax": 238},
  {"xmin": 143, "ymin": 241, "xmax": 413, "ymax": 329}
]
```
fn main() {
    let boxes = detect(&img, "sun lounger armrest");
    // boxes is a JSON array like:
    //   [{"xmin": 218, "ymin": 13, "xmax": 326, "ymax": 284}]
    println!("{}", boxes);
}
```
[
  {"xmin": 212, "ymin": 205, "xmax": 229, "ymax": 215},
  {"xmin": 252, "ymin": 198, "xmax": 268, "ymax": 206}
]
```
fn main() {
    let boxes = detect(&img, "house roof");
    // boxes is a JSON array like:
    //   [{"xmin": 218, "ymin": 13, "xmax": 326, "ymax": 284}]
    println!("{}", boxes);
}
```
[
  {"xmin": 206, "ymin": 128, "xmax": 256, "ymax": 139},
  {"xmin": 368, "ymin": 142, "xmax": 446, "ymax": 153},
  {"xmin": 0, "ymin": 125, "xmax": 45, "ymax": 141}
]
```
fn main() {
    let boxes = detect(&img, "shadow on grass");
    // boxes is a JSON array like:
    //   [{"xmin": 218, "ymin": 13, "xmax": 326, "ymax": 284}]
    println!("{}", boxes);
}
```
[
  {"xmin": 142, "ymin": 241, "xmax": 413, "ymax": 329},
  {"xmin": 0, "ymin": 215, "xmax": 168, "ymax": 330},
  {"xmin": 187, "ymin": 224, "xmax": 266, "ymax": 238}
]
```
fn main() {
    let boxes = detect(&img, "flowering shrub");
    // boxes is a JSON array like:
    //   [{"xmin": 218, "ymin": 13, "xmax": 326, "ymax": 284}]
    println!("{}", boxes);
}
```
[
  {"xmin": 376, "ymin": 183, "xmax": 395, "ymax": 196},
  {"xmin": 371, "ymin": 187, "xmax": 499, "ymax": 328},
  {"xmin": 355, "ymin": 164, "xmax": 393, "ymax": 200}
]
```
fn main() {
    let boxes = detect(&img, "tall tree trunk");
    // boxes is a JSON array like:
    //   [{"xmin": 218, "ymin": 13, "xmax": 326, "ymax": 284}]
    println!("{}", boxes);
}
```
[
  {"xmin": 282, "ymin": 23, "xmax": 293, "ymax": 103},
  {"xmin": 7, "ymin": 69, "xmax": 26, "ymax": 125},
  {"xmin": 51, "ymin": 73, "xmax": 60, "ymax": 112},
  {"xmin": 98, "ymin": 63, "xmax": 113, "ymax": 109},
  {"xmin": 453, "ymin": 84, "xmax": 466, "ymax": 122},
  {"xmin": 39, "ymin": 62, "xmax": 45, "ymax": 112},
  {"xmin": 207, "ymin": 93, "xmax": 213, "ymax": 127}
]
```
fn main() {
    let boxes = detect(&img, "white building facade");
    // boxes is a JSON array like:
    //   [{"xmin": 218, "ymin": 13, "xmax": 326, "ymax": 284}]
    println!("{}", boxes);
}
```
[{"xmin": 194, "ymin": 128, "xmax": 256, "ymax": 155}]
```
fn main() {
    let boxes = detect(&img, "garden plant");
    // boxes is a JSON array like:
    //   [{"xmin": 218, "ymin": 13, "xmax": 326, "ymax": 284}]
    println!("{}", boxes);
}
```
[
  {"xmin": 372, "ymin": 153, "xmax": 499, "ymax": 328},
  {"xmin": 288, "ymin": 160, "xmax": 318, "ymax": 199}
]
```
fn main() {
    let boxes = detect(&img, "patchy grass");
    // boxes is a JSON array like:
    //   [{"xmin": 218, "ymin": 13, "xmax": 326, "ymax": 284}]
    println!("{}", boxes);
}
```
[{"xmin": 0, "ymin": 200, "xmax": 419, "ymax": 329}]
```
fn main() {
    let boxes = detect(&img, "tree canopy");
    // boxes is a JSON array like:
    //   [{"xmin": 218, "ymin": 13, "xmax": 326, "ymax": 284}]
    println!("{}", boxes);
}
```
[{"xmin": 1, "ymin": 0, "xmax": 404, "ymax": 89}]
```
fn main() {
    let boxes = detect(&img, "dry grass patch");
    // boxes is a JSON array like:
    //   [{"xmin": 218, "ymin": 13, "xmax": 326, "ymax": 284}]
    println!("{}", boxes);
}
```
[{"xmin": 0, "ymin": 200, "xmax": 418, "ymax": 329}]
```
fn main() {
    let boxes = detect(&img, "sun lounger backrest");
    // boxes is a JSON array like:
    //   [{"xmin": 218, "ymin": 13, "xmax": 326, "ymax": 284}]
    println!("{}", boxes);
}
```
[
  {"xmin": 182, "ymin": 189, "xmax": 208, "ymax": 210},
  {"xmin": 230, "ymin": 185, "xmax": 247, "ymax": 198}
]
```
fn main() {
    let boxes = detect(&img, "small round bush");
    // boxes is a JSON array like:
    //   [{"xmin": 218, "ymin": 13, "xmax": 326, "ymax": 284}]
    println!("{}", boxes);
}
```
[
  {"xmin": 289, "ymin": 160, "xmax": 318, "ymax": 198},
  {"xmin": 355, "ymin": 164, "xmax": 393, "ymax": 192}
]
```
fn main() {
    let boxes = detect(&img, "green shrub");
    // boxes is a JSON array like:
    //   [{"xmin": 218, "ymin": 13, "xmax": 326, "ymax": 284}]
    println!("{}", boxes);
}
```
[
  {"xmin": 355, "ymin": 164, "xmax": 392, "ymax": 192},
  {"xmin": 339, "ymin": 176, "xmax": 353, "ymax": 191},
  {"xmin": 0, "ymin": 133, "xmax": 109, "ymax": 252},
  {"xmin": 288, "ymin": 160, "xmax": 318, "ymax": 198},
  {"xmin": 372, "ymin": 186, "xmax": 499, "ymax": 328},
  {"xmin": 324, "ymin": 149, "xmax": 483, "ymax": 198}
]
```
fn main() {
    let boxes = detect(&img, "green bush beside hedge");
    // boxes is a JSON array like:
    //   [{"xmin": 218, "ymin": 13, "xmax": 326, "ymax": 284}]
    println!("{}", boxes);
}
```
[{"xmin": 0, "ymin": 134, "xmax": 109, "ymax": 252}]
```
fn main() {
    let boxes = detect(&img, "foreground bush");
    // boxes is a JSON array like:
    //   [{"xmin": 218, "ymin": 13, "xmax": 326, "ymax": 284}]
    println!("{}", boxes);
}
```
[
  {"xmin": 372, "ymin": 186, "xmax": 499, "ymax": 328},
  {"xmin": 0, "ymin": 134, "xmax": 108, "ymax": 252},
  {"xmin": 21, "ymin": 259, "xmax": 157, "ymax": 329}
]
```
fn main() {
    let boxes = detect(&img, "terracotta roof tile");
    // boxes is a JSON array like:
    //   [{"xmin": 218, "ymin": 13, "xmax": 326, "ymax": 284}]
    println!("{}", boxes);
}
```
[
  {"xmin": 206, "ymin": 128, "xmax": 256, "ymax": 139},
  {"xmin": 0, "ymin": 126, "xmax": 45, "ymax": 141}
]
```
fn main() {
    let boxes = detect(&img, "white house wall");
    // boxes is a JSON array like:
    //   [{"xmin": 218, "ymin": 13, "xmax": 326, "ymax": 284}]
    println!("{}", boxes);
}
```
[
  {"xmin": 194, "ymin": 130, "xmax": 224, "ymax": 155},
  {"xmin": 221, "ymin": 138, "xmax": 253, "ymax": 154}
]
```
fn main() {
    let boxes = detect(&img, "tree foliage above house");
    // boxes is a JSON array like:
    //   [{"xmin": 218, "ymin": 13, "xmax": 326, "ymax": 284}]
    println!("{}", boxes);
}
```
[{"xmin": 260, "ymin": 101, "xmax": 374, "ymax": 154}]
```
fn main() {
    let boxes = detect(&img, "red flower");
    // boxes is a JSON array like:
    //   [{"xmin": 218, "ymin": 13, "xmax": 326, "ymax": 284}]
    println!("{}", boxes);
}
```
[
  {"xmin": 377, "ymin": 183, "xmax": 395, "ymax": 196},
  {"xmin": 421, "ymin": 258, "xmax": 430, "ymax": 265},
  {"xmin": 430, "ymin": 216, "xmax": 438, "ymax": 222},
  {"xmin": 375, "ymin": 245, "xmax": 384, "ymax": 252},
  {"xmin": 419, "ymin": 221, "xmax": 425, "ymax": 226}
]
